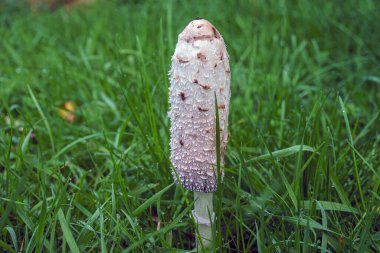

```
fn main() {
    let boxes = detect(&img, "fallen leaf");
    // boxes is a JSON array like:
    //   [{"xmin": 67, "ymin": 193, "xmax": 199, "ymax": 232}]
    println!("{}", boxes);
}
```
[{"xmin": 58, "ymin": 101, "xmax": 76, "ymax": 123}]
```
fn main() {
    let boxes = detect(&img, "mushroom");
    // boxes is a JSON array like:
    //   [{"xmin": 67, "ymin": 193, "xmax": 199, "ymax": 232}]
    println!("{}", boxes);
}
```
[{"xmin": 168, "ymin": 18, "xmax": 230, "ymax": 249}]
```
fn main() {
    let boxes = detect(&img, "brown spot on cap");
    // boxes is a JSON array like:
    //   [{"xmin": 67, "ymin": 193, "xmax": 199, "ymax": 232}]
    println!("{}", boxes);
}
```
[
  {"xmin": 200, "ymin": 84, "xmax": 211, "ymax": 90},
  {"xmin": 198, "ymin": 107, "xmax": 209, "ymax": 112},
  {"xmin": 179, "ymin": 140, "xmax": 184, "ymax": 146},
  {"xmin": 218, "ymin": 104, "xmax": 225, "ymax": 109},
  {"xmin": 197, "ymin": 52, "xmax": 206, "ymax": 61},
  {"xmin": 212, "ymin": 27, "xmax": 220, "ymax": 38},
  {"xmin": 179, "ymin": 92, "xmax": 186, "ymax": 101},
  {"xmin": 176, "ymin": 55, "xmax": 189, "ymax": 63}
]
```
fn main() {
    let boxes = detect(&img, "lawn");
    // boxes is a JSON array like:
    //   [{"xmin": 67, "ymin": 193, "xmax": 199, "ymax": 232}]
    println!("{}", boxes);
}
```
[{"xmin": 0, "ymin": 0, "xmax": 379, "ymax": 252}]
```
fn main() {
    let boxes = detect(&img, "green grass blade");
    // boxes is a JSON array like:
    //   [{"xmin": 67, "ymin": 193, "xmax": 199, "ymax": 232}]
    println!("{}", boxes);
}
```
[
  {"xmin": 338, "ymin": 96, "xmax": 366, "ymax": 210},
  {"xmin": 27, "ymin": 85, "xmax": 55, "ymax": 152},
  {"xmin": 132, "ymin": 183, "xmax": 174, "ymax": 216},
  {"xmin": 348, "ymin": 142, "xmax": 380, "ymax": 181},
  {"xmin": 278, "ymin": 169, "xmax": 298, "ymax": 212},
  {"xmin": 357, "ymin": 210, "xmax": 376, "ymax": 252},
  {"xmin": 53, "ymin": 133, "xmax": 101, "ymax": 159},
  {"xmin": 250, "ymin": 145, "xmax": 316, "ymax": 161},
  {"xmin": 255, "ymin": 222, "xmax": 264, "ymax": 253},
  {"xmin": 35, "ymin": 195, "xmax": 47, "ymax": 253},
  {"xmin": 125, "ymin": 204, "xmax": 191, "ymax": 252},
  {"xmin": 316, "ymin": 201, "xmax": 328, "ymax": 253},
  {"xmin": 21, "ymin": 128, "xmax": 33, "ymax": 156},
  {"xmin": 0, "ymin": 240, "xmax": 17, "ymax": 253},
  {"xmin": 4, "ymin": 226, "xmax": 18, "ymax": 252},
  {"xmin": 100, "ymin": 209, "xmax": 107, "ymax": 253},
  {"xmin": 57, "ymin": 208, "xmax": 80, "ymax": 253},
  {"xmin": 302, "ymin": 200, "xmax": 358, "ymax": 213},
  {"xmin": 215, "ymin": 92, "xmax": 223, "ymax": 250}
]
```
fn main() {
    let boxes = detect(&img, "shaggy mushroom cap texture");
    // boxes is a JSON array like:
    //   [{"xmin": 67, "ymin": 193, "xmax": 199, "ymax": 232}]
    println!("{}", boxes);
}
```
[{"xmin": 169, "ymin": 18, "xmax": 230, "ymax": 192}]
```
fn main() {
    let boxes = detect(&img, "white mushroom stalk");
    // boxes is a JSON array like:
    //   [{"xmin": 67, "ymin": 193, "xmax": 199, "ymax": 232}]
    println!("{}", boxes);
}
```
[{"xmin": 169, "ymin": 18, "xmax": 230, "ymax": 250}]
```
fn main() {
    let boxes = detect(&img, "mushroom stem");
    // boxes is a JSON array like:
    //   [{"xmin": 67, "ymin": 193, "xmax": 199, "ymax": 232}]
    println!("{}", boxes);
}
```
[{"xmin": 193, "ymin": 192, "xmax": 214, "ymax": 250}]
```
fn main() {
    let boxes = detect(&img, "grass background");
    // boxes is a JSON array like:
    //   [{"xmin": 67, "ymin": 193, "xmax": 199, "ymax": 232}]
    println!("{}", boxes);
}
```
[{"xmin": 1, "ymin": 0, "xmax": 379, "ymax": 252}]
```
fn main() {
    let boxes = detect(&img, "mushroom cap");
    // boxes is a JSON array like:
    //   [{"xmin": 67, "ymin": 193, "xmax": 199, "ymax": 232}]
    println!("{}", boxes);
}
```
[
  {"xmin": 178, "ymin": 18, "xmax": 221, "ymax": 42},
  {"xmin": 169, "ymin": 18, "xmax": 230, "ymax": 192}
]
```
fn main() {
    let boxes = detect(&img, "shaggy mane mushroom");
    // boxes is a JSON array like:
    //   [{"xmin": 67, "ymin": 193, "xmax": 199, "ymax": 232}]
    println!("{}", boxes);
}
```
[{"xmin": 169, "ymin": 18, "xmax": 230, "ymax": 250}]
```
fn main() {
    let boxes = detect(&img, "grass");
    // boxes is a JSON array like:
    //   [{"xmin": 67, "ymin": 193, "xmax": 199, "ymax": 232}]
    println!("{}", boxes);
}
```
[{"xmin": 1, "ymin": 0, "xmax": 379, "ymax": 252}]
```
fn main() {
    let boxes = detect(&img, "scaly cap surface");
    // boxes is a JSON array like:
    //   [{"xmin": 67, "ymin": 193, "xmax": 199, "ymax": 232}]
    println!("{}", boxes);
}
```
[{"xmin": 169, "ymin": 18, "xmax": 230, "ymax": 192}]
